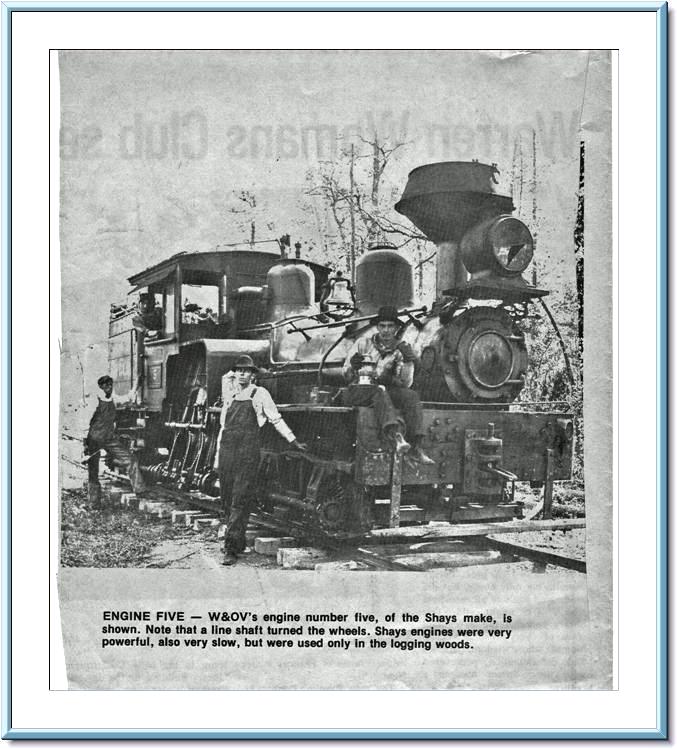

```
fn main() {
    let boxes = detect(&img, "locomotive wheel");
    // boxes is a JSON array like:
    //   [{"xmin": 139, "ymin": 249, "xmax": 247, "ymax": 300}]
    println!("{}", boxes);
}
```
[
  {"xmin": 200, "ymin": 470, "xmax": 220, "ymax": 497},
  {"xmin": 315, "ymin": 479, "xmax": 348, "ymax": 533},
  {"xmin": 314, "ymin": 472, "xmax": 373, "ymax": 535}
]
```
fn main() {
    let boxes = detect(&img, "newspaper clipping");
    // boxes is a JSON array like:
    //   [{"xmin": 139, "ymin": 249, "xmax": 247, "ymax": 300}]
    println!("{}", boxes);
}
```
[{"xmin": 57, "ymin": 49, "xmax": 612, "ymax": 690}]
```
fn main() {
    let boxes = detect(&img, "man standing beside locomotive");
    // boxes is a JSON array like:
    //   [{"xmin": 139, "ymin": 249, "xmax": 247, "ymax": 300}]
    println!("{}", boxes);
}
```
[
  {"xmin": 216, "ymin": 355, "xmax": 306, "ymax": 566},
  {"xmin": 85, "ymin": 375, "xmax": 147, "ymax": 507},
  {"xmin": 341, "ymin": 306, "xmax": 434, "ymax": 465}
]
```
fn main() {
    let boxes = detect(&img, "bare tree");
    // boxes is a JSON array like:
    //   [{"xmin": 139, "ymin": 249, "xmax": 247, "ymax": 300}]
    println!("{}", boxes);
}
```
[
  {"xmin": 305, "ymin": 135, "xmax": 429, "ymax": 278},
  {"xmin": 227, "ymin": 190, "xmax": 258, "ymax": 247}
]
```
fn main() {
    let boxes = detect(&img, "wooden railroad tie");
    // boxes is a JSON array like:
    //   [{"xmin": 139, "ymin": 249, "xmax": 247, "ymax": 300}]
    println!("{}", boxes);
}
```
[{"xmin": 365, "ymin": 518, "xmax": 585, "ymax": 542}]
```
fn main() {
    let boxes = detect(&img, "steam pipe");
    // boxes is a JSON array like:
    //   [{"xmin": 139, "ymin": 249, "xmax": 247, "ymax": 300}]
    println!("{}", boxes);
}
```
[
  {"xmin": 316, "ymin": 325, "xmax": 369, "ymax": 388},
  {"xmin": 289, "ymin": 305, "xmax": 427, "ymax": 334},
  {"xmin": 257, "ymin": 365, "xmax": 343, "ymax": 380},
  {"xmin": 538, "ymin": 298, "xmax": 575, "ymax": 387},
  {"xmin": 266, "ymin": 307, "xmax": 427, "ymax": 369}
]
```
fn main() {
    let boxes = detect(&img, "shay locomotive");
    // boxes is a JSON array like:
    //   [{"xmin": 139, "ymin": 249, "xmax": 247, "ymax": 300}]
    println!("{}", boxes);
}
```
[{"xmin": 107, "ymin": 161, "xmax": 575, "ymax": 536}]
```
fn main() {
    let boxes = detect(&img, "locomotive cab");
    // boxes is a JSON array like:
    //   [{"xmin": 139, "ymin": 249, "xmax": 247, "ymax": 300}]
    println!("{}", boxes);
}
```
[{"xmin": 118, "ymin": 251, "xmax": 330, "ymax": 409}]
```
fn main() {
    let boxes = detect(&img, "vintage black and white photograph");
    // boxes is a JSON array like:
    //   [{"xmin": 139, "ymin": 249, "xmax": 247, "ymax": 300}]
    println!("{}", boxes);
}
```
[{"xmin": 56, "ymin": 49, "xmax": 612, "ymax": 690}]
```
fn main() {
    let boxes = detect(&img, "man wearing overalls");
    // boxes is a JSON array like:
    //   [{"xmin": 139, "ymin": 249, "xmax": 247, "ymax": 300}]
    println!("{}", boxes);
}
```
[
  {"xmin": 216, "ymin": 355, "xmax": 306, "ymax": 566},
  {"xmin": 85, "ymin": 375, "xmax": 147, "ymax": 507}
]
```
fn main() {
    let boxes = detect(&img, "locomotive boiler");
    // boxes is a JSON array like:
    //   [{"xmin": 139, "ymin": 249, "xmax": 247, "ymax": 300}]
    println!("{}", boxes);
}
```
[{"xmin": 108, "ymin": 161, "xmax": 574, "ymax": 536}]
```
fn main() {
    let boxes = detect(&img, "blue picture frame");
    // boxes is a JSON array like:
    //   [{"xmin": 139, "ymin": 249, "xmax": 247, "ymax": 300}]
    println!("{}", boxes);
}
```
[{"xmin": 2, "ymin": 1, "xmax": 668, "ymax": 739}]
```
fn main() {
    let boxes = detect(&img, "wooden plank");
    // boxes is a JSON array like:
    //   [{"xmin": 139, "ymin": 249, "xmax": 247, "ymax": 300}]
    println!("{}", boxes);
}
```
[
  {"xmin": 367, "ymin": 540, "xmax": 473, "ymax": 555},
  {"xmin": 482, "ymin": 537, "xmax": 587, "ymax": 573},
  {"xmin": 193, "ymin": 517, "xmax": 220, "ymax": 530},
  {"xmin": 389, "ymin": 456, "xmax": 403, "ymax": 528},
  {"xmin": 314, "ymin": 561, "xmax": 366, "ymax": 572},
  {"xmin": 277, "ymin": 547, "xmax": 330, "ymax": 569},
  {"xmin": 140, "ymin": 500, "xmax": 165, "ymax": 514},
  {"xmin": 389, "ymin": 550, "xmax": 503, "ymax": 571},
  {"xmin": 365, "ymin": 518, "xmax": 586, "ymax": 542},
  {"xmin": 171, "ymin": 509, "xmax": 202, "ymax": 524},
  {"xmin": 185, "ymin": 512, "xmax": 211, "ymax": 527},
  {"xmin": 353, "ymin": 547, "xmax": 422, "ymax": 572},
  {"xmin": 254, "ymin": 537, "xmax": 297, "ymax": 555},
  {"xmin": 543, "ymin": 448, "xmax": 555, "ymax": 519}
]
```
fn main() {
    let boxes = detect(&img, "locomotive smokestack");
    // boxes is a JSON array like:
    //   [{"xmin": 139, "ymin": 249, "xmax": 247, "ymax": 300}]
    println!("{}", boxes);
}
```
[{"xmin": 395, "ymin": 161, "xmax": 514, "ymax": 297}]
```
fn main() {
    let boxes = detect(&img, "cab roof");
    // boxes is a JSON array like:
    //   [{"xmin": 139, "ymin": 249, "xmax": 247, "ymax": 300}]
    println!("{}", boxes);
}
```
[{"xmin": 127, "ymin": 249, "xmax": 331, "ymax": 291}]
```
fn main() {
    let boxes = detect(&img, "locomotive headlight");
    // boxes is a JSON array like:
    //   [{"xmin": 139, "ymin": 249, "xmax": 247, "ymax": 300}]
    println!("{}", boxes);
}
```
[
  {"xmin": 489, "ymin": 217, "xmax": 534, "ymax": 273},
  {"xmin": 460, "ymin": 215, "xmax": 534, "ymax": 276}
]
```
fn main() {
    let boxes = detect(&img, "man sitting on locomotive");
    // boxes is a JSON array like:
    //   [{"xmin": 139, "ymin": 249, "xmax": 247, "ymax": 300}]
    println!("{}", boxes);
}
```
[
  {"xmin": 215, "ymin": 355, "xmax": 307, "ymax": 566},
  {"xmin": 84, "ymin": 375, "xmax": 147, "ymax": 507},
  {"xmin": 341, "ymin": 306, "xmax": 434, "ymax": 465}
]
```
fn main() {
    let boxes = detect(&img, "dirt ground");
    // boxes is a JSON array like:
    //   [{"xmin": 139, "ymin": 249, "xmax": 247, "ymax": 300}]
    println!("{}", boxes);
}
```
[{"xmin": 60, "ymin": 483, "xmax": 585, "ymax": 573}]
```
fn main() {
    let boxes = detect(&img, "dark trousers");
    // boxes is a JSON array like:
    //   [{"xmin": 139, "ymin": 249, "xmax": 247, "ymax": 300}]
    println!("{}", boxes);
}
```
[
  {"xmin": 341, "ymin": 384, "xmax": 425, "ymax": 441},
  {"xmin": 387, "ymin": 386, "xmax": 425, "ymax": 441},
  {"xmin": 87, "ymin": 437, "xmax": 146, "ymax": 504},
  {"xmin": 218, "ymin": 428, "xmax": 261, "ymax": 554}
]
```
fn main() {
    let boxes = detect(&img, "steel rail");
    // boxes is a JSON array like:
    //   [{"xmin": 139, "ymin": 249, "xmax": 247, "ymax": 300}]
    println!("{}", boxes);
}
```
[{"xmin": 479, "ymin": 536, "xmax": 586, "ymax": 573}]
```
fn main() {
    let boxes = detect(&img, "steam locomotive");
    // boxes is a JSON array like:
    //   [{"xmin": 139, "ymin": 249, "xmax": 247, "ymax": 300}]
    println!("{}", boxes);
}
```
[{"xmin": 108, "ymin": 161, "xmax": 574, "ymax": 535}]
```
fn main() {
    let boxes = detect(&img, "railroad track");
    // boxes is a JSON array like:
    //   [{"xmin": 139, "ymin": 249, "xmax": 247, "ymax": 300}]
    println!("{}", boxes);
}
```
[{"xmin": 84, "ymin": 465, "xmax": 586, "ymax": 574}]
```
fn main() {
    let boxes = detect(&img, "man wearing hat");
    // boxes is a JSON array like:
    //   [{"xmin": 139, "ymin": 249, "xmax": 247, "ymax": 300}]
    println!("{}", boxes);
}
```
[
  {"xmin": 84, "ymin": 375, "xmax": 147, "ymax": 507},
  {"xmin": 216, "ymin": 355, "xmax": 307, "ymax": 566},
  {"xmin": 341, "ymin": 306, "xmax": 434, "ymax": 465},
  {"xmin": 132, "ymin": 293, "xmax": 163, "ymax": 340}
]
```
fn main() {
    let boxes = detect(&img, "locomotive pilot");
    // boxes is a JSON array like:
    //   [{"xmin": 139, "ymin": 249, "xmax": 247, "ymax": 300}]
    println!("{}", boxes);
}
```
[
  {"xmin": 85, "ymin": 375, "xmax": 147, "ymax": 507},
  {"xmin": 216, "ymin": 355, "xmax": 307, "ymax": 566},
  {"xmin": 341, "ymin": 306, "xmax": 434, "ymax": 465}
]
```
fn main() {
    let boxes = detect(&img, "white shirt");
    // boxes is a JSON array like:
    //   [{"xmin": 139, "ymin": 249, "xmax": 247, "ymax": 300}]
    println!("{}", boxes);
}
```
[
  {"xmin": 219, "ymin": 376, "xmax": 296, "ymax": 443},
  {"xmin": 101, "ymin": 389, "xmax": 137, "ymax": 406}
]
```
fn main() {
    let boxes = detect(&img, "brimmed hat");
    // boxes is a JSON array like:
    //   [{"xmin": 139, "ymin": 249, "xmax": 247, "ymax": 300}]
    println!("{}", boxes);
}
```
[
  {"xmin": 233, "ymin": 355, "xmax": 258, "ymax": 372},
  {"xmin": 375, "ymin": 306, "xmax": 401, "ymax": 325}
]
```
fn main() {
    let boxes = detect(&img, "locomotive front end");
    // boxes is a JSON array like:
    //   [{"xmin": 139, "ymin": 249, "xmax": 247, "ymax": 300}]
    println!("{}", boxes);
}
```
[
  {"xmin": 388, "ymin": 162, "xmax": 574, "ymax": 521},
  {"xmin": 396, "ymin": 160, "xmax": 548, "ymax": 406}
]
